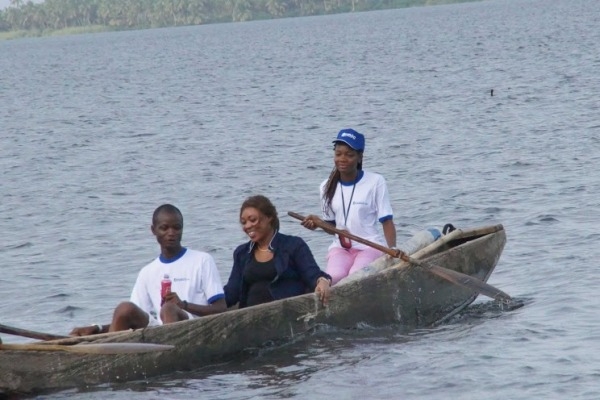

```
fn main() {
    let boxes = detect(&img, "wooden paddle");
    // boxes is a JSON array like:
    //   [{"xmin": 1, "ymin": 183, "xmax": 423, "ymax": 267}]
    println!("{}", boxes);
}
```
[
  {"xmin": 0, "ymin": 342, "xmax": 175, "ymax": 354},
  {"xmin": 0, "ymin": 323, "xmax": 68, "ymax": 341},
  {"xmin": 288, "ymin": 211, "xmax": 512, "ymax": 302}
]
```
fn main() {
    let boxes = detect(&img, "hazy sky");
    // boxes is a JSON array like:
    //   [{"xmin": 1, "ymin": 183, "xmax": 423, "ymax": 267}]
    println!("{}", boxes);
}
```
[{"xmin": 1, "ymin": 0, "xmax": 43, "ymax": 10}]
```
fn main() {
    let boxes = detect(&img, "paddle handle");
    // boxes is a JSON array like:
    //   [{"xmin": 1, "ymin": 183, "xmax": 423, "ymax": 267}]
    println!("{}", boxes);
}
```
[{"xmin": 288, "ymin": 211, "xmax": 405, "ymax": 259}]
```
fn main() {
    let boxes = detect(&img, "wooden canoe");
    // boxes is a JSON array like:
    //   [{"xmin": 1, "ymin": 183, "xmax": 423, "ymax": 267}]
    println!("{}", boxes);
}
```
[{"xmin": 0, "ymin": 224, "xmax": 507, "ymax": 396}]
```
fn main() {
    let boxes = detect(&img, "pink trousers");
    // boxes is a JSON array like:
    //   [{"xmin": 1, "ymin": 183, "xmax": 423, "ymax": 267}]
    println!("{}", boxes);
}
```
[{"xmin": 326, "ymin": 247, "xmax": 383, "ymax": 285}]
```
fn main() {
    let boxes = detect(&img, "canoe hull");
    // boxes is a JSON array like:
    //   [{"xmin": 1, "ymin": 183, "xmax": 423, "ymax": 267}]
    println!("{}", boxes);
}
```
[{"xmin": 0, "ymin": 225, "xmax": 506, "ymax": 395}]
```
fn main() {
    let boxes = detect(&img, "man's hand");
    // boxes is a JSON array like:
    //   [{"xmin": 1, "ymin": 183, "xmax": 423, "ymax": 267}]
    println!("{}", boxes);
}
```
[
  {"xmin": 163, "ymin": 291, "xmax": 182, "ymax": 306},
  {"xmin": 69, "ymin": 325, "xmax": 100, "ymax": 336}
]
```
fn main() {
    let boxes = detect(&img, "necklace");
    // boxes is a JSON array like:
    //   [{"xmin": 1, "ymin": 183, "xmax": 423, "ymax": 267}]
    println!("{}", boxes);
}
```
[{"xmin": 255, "ymin": 230, "xmax": 277, "ymax": 252}]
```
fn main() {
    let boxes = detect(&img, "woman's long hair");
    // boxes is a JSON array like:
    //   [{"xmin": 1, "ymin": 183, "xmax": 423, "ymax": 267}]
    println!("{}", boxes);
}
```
[{"xmin": 322, "ymin": 144, "xmax": 363, "ymax": 215}]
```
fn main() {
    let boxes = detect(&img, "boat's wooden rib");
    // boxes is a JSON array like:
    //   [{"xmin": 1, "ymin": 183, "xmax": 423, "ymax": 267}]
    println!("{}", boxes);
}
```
[{"xmin": 0, "ymin": 225, "xmax": 507, "ymax": 396}]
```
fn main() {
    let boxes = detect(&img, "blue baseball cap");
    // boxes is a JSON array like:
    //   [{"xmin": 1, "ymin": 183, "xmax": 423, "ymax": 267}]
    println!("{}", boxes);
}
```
[{"xmin": 333, "ymin": 128, "xmax": 365, "ymax": 151}]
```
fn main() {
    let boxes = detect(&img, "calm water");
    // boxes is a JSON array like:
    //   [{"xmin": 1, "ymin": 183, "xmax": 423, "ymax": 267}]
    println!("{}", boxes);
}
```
[{"xmin": 1, "ymin": 0, "xmax": 599, "ymax": 398}]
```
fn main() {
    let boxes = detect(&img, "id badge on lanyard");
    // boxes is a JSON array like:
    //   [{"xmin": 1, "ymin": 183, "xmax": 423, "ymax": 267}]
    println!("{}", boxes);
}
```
[{"xmin": 339, "ymin": 183, "xmax": 356, "ymax": 249}]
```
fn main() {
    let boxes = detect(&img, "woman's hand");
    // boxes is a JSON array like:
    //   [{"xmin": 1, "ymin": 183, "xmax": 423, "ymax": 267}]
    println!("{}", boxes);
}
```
[
  {"xmin": 301, "ymin": 214, "xmax": 321, "ymax": 231},
  {"xmin": 314, "ymin": 277, "xmax": 331, "ymax": 305}
]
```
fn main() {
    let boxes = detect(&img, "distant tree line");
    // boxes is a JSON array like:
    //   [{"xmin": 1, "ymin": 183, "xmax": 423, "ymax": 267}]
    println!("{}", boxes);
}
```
[{"xmin": 0, "ymin": 0, "xmax": 478, "ymax": 35}]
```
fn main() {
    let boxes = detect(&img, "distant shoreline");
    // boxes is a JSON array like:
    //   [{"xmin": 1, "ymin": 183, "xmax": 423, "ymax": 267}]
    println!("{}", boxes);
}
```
[
  {"xmin": 0, "ymin": 25, "xmax": 112, "ymax": 40},
  {"xmin": 0, "ymin": 0, "xmax": 485, "ymax": 41}
]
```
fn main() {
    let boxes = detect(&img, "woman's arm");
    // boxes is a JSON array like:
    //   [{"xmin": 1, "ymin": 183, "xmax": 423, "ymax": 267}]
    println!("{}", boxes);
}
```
[
  {"xmin": 293, "ymin": 238, "xmax": 331, "ymax": 285},
  {"xmin": 381, "ymin": 219, "xmax": 397, "ymax": 248},
  {"xmin": 224, "ymin": 248, "xmax": 244, "ymax": 308},
  {"xmin": 292, "ymin": 237, "xmax": 332, "ymax": 306},
  {"xmin": 301, "ymin": 214, "xmax": 336, "ymax": 234}
]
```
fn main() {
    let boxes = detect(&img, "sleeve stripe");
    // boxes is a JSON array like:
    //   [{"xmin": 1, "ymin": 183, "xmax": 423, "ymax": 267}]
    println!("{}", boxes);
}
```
[
  {"xmin": 379, "ymin": 215, "xmax": 393, "ymax": 223},
  {"xmin": 208, "ymin": 293, "xmax": 225, "ymax": 304}
]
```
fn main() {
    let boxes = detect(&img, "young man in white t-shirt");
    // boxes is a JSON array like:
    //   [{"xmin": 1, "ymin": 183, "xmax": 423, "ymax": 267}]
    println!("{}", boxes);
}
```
[{"xmin": 70, "ymin": 204, "xmax": 226, "ymax": 336}]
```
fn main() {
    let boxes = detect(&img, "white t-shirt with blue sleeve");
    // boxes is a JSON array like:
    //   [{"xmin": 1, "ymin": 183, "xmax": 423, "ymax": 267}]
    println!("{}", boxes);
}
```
[
  {"xmin": 320, "ymin": 170, "xmax": 394, "ymax": 251},
  {"xmin": 129, "ymin": 248, "xmax": 224, "ymax": 324}
]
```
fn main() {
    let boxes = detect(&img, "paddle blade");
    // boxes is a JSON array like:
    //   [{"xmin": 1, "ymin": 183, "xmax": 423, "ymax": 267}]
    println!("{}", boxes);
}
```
[
  {"xmin": 424, "ymin": 262, "xmax": 512, "ymax": 302},
  {"xmin": 0, "ymin": 323, "xmax": 68, "ymax": 341},
  {"xmin": 0, "ymin": 342, "xmax": 175, "ymax": 354}
]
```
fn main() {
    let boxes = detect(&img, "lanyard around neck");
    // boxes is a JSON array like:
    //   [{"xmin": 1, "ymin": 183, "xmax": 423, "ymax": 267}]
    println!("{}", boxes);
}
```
[{"xmin": 340, "ymin": 181, "xmax": 356, "ymax": 226}]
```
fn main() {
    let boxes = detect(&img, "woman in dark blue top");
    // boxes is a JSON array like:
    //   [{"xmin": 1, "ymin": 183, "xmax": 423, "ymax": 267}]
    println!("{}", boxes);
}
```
[{"xmin": 224, "ymin": 195, "xmax": 331, "ymax": 309}]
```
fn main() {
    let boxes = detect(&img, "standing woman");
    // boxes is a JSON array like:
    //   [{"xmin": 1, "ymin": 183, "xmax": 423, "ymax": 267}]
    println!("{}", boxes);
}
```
[
  {"xmin": 302, "ymin": 128, "xmax": 397, "ymax": 285},
  {"xmin": 224, "ymin": 195, "xmax": 331, "ymax": 309}
]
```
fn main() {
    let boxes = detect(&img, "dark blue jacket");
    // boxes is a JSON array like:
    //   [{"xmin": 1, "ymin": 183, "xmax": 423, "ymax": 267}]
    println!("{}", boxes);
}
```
[{"xmin": 224, "ymin": 232, "xmax": 331, "ymax": 309}]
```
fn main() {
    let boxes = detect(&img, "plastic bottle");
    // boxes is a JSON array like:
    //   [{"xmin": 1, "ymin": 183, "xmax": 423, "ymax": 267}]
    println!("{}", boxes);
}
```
[
  {"xmin": 160, "ymin": 274, "xmax": 171, "ymax": 305},
  {"xmin": 397, "ymin": 228, "xmax": 442, "ymax": 255},
  {"xmin": 337, "ymin": 224, "xmax": 352, "ymax": 249}
]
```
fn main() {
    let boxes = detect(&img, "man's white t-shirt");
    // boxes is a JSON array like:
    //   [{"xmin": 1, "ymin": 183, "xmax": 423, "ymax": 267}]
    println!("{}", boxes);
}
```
[
  {"xmin": 130, "ymin": 248, "xmax": 224, "ymax": 324},
  {"xmin": 320, "ymin": 170, "xmax": 394, "ymax": 251}
]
